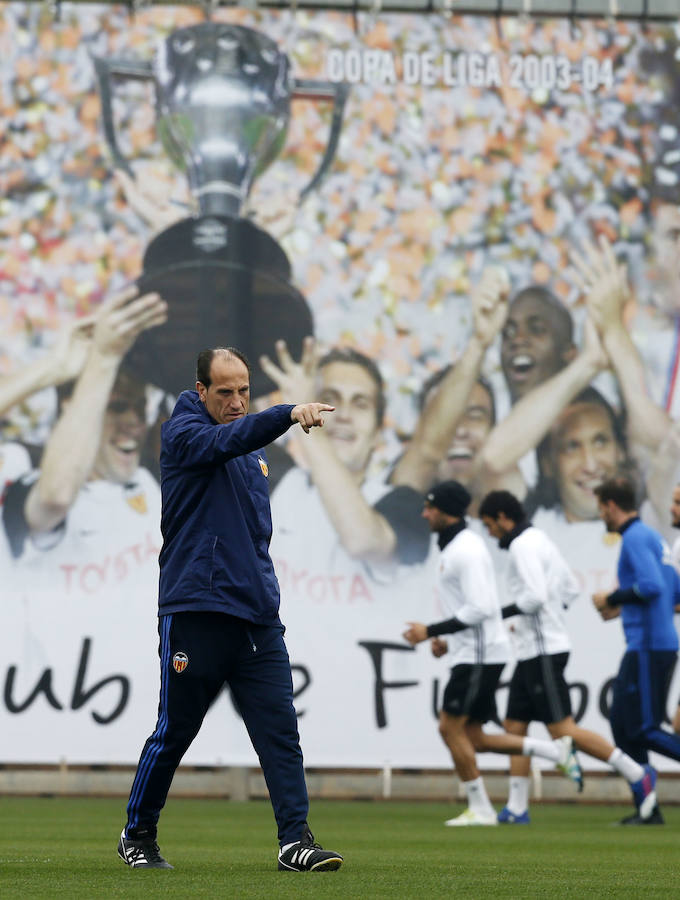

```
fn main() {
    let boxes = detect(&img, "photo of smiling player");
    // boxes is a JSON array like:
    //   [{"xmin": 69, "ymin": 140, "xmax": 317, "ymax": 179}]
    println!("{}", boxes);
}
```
[{"xmin": 500, "ymin": 286, "xmax": 577, "ymax": 405}]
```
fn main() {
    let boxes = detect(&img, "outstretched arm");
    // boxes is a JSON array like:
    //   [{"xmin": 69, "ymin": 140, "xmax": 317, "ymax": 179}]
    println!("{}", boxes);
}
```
[
  {"xmin": 391, "ymin": 267, "xmax": 510, "ymax": 492},
  {"xmin": 644, "ymin": 421, "xmax": 680, "ymax": 543},
  {"xmin": 478, "ymin": 317, "xmax": 607, "ymax": 475},
  {"xmin": 0, "ymin": 316, "xmax": 95, "ymax": 418},
  {"xmin": 164, "ymin": 402, "xmax": 333, "ymax": 468},
  {"xmin": 23, "ymin": 287, "xmax": 167, "ymax": 534},
  {"xmin": 261, "ymin": 338, "xmax": 398, "ymax": 563},
  {"xmin": 571, "ymin": 235, "xmax": 672, "ymax": 449},
  {"xmin": 403, "ymin": 619, "xmax": 468, "ymax": 644}
]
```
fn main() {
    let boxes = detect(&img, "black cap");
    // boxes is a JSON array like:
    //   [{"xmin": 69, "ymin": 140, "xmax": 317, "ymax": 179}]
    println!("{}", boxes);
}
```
[{"xmin": 425, "ymin": 480, "xmax": 471, "ymax": 517}]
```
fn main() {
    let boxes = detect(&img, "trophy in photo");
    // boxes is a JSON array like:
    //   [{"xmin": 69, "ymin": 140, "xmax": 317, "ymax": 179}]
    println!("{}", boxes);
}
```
[{"xmin": 93, "ymin": 22, "xmax": 348, "ymax": 397}]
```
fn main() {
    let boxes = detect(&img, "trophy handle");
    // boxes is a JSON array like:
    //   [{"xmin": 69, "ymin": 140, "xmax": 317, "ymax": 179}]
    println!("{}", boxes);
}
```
[
  {"xmin": 291, "ymin": 80, "xmax": 350, "ymax": 202},
  {"xmin": 91, "ymin": 55, "xmax": 155, "ymax": 177}
]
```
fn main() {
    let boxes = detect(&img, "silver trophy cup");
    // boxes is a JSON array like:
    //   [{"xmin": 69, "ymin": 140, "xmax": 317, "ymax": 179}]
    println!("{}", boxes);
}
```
[{"xmin": 93, "ymin": 22, "xmax": 348, "ymax": 397}]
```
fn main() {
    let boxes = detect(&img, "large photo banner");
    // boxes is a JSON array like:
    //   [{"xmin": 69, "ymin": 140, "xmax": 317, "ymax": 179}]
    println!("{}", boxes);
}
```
[{"xmin": 2, "ymin": 3, "xmax": 680, "ymax": 769}]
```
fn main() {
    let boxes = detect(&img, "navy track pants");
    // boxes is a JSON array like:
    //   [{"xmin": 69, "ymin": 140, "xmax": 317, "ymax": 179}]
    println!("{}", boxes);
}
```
[
  {"xmin": 610, "ymin": 648, "xmax": 680, "ymax": 765},
  {"xmin": 125, "ymin": 611, "xmax": 309, "ymax": 846}
]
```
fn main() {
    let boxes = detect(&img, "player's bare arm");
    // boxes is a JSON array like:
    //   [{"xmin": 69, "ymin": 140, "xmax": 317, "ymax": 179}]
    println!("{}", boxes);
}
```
[
  {"xmin": 391, "ymin": 267, "xmax": 510, "ymax": 492},
  {"xmin": 263, "ymin": 338, "xmax": 398, "ymax": 562},
  {"xmin": 479, "ymin": 317, "xmax": 606, "ymax": 477},
  {"xmin": 24, "ymin": 287, "xmax": 167, "ymax": 534},
  {"xmin": 0, "ymin": 316, "xmax": 96, "ymax": 419},
  {"xmin": 572, "ymin": 235, "xmax": 671, "ymax": 449}
]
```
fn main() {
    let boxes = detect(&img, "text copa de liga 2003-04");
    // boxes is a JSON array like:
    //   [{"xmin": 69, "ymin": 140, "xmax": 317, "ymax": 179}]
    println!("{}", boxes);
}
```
[{"xmin": 326, "ymin": 49, "xmax": 615, "ymax": 93}]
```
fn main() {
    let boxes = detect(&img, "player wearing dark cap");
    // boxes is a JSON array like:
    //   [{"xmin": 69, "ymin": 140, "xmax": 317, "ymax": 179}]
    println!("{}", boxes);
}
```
[{"xmin": 403, "ymin": 480, "xmax": 583, "ymax": 826}]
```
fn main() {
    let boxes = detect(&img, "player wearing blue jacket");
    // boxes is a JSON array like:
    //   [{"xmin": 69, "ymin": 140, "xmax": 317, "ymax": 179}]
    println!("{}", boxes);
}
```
[
  {"xmin": 118, "ymin": 347, "xmax": 343, "ymax": 871},
  {"xmin": 594, "ymin": 476, "xmax": 680, "ymax": 825}
]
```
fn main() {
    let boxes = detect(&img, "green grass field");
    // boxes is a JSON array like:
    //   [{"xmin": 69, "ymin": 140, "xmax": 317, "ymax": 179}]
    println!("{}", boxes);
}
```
[{"xmin": 2, "ymin": 797, "xmax": 680, "ymax": 898}]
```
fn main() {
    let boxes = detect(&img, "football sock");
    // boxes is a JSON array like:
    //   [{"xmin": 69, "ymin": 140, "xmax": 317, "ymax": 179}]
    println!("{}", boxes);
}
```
[
  {"xmin": 464, "ymin": 776, "xmax": 495, "ymax": 816},
  {"xmin": 522, "ymin": 736, "xmax": 560, "ymax": 763},
  {"xmin": 608, "ymin": 748, "xmax": 645, "ymax": 784},
  {"xmin": 507, "ymin": 776, "xmax": 530, "ymax": 815}
]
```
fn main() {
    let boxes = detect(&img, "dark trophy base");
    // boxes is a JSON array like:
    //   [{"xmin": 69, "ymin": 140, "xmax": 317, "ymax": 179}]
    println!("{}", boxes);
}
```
[{"xmin": 126, "ymin": 216, "xmax": 314, "ymax": 399}]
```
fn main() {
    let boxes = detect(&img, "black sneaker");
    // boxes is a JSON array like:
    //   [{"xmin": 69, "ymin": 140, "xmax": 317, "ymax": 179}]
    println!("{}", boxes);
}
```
[
  {"xmin": 618, "ymin": 805, "xmax": 665, "ymax": 826},
  {"xmin": 277, "ymin": 826, "xmax": 343, "ymax": 872},
  {"xmin": 118, "ymin": 829, "xmax": 174, "ymax": 868}
]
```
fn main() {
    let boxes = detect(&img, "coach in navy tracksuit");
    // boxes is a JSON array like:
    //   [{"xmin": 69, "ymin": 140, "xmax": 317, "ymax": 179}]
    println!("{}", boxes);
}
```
[
  {"xmin": 118, "ymin": 347, "xmax": 343, "ymax": 871},
  {"xmin": 594, "ymin": 476, "xmax": 680, "ymax": 825}
]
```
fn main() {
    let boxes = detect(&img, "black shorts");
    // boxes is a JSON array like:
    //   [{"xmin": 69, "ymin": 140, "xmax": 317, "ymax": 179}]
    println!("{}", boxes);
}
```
[
  {"xmin": 442, "ymin": 663, "xmax": 505, "ymax": 723},
  {"xmin": 505, "ymin": 652, "xmax": 572, "ymax": 725}
]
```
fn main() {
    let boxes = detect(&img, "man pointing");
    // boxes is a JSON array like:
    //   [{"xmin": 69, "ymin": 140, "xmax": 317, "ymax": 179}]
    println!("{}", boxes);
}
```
[{"xmin": 118, "ymin": 346, "xmax": 344, "ymax": 872}]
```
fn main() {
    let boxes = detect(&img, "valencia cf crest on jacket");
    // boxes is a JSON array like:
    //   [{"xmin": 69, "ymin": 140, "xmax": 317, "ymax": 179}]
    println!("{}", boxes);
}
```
[
  {"xmin": 172, "ymin": 651, "xmax": 188, "ymax": 673},
  {"xmin": 257, "ymin": 456, "xmax": 269, "ymax": 478}
]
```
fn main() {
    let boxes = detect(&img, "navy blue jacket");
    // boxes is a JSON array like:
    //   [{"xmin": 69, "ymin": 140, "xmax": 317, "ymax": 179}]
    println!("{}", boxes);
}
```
[{"xmin": 158, "ymin": 390, "xmax": 295, "ymax": 623}]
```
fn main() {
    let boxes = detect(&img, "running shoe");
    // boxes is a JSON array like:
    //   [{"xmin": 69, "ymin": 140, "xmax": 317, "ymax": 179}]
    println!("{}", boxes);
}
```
[
  {"xmin": 555, "ymin": 735, "xmax": 584, "ymax": 792},
  {"xmin": 277, "ymin": 826, "xmax": 343, "ymax": 872},
  {"xmin": 117, "ymin": 829, "xmax": 173, "ymax": 869},
  {"xmin": 444, "ymin": 808, "xmax": 498, "ymax": 827},
  {"xmin": 497, "ymin": 806, "xmax": 530, "ymax": 824}
]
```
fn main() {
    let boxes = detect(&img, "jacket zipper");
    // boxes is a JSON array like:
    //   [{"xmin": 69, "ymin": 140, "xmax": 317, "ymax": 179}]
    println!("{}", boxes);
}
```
[{"xmin": 209, "ymin": 536, "xmax": 218, "ymax": 590}]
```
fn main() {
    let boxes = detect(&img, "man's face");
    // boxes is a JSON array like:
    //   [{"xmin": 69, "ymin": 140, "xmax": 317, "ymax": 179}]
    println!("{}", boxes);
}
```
[
  {"xmin": 670, "ymin": 486, "xmax": 680, "ymax": 528},
  {"xmin": 651, "ymin": 203, "xmax": 680, "ymax": 313},
  {"xmin": 597, "ymin": 499, "xmax": 619, "ymax": 533},
  {"xmin": 92, "ymin": 386, "xmax": 147, "ymax": 485},
  {"xmin": 481, "ymin": 514, "xmax": 505, "ymax": 541},
  {"xmin": 197, "ymin": 355, "xmax": 250, "ymax": 425},
  {"xmin": 422, "ymin": 502, "xmax": 450, "ymax": 533},
  {"xmin": 501, "ymin": 294, "xmax": 573, "ymax": 401},
  {"xmin": 550, "ymin": 403, "xmax": 623, "ymax": 522},
  {"xmin": 317, "ymin": 361, "xmax": 380, "ymax": 474},
  {"xmin": 435, "ymin": 382, "xmax": 494, "ymax": 485}
]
